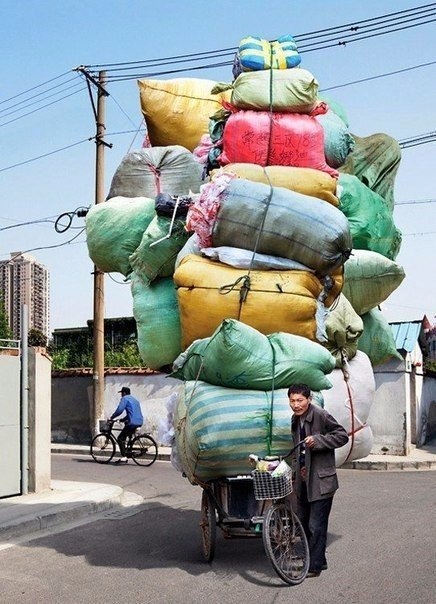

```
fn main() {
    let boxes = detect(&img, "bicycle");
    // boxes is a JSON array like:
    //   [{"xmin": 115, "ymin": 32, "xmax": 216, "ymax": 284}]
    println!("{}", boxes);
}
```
[
  {"xmin": 90, "ymin": 419, "xmax": 158, "ymax": 466},
  {"xmin": 199, "ymin": 442, "xmax": 309, "ymax": 585}
]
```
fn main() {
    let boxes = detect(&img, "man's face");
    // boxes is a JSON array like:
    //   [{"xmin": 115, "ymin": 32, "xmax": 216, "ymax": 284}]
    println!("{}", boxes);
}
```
[{"xmin": 289, "ymin": 393, "xmax": 311, "ymax": 416}]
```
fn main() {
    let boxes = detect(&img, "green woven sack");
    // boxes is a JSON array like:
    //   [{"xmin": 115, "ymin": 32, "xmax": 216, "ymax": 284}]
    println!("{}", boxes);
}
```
[
  {"xmin": 339, "ymin": 133, "xmax": 401, "ymax": 211},
  {"xmin": 357, "ymin": 308, "xmax": 402, "ymax": 366},
  {"xmin": 171, "ymin": 318, "xmax": 335, "ymax": 391},
  {"xmin": 129, "ymin": 215, "xmax": 190, "ymax": 285},
  {"xmin": 131, "ymin": 273, "xmax": 182, "ymax": 369},
  {"xmin": 324, "ymin": 294, "xmax": 363, "ymax": 367},
  {"xmin": 342, "ymin": 250, "xmax": 405, "ymax": 315},
  {"xmin": 86, "ymin": 196, "xmax": 155, "ymax": 276},
  {"xmin": 338, "ymin": 173, "xmax": 402, "ymax": 260}
]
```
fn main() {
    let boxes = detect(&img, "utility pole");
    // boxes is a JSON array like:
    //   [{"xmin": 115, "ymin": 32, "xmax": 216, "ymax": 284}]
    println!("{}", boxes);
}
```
[
  {"xmin": 75, "ymin": 67, "xmax": 112, "ymax": 435},
  {"xmin": 92, "ymin": 70, "xmax": 107, "ymax": 435}
]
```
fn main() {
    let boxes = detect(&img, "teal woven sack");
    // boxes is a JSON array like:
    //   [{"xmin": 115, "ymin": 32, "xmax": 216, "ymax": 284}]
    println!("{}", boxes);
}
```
[
  {"xmin": 338, "ymin": 173, "xmax": 402, "ymax": 260},
  {"xmin": 86, "ymin": 196, "xmax": 155, "ymax": 276},
  {"xmin": 357, "ymin": 308, "xmax": 402, "ymax": 366},
  {"xmin": 131, "ymin": 273, "xmax": 182, "ymax": 369}
]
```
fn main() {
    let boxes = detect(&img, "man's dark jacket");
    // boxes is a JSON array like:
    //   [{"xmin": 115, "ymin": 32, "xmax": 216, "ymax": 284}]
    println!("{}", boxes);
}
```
[{"xmin": 291, "ymin": 403, "xmax": 348, "ymax": 502}]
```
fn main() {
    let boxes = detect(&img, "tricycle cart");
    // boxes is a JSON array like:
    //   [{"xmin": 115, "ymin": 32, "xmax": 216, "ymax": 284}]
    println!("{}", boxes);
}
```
[{"xmin": 199, "ymin": 448, "xmax": 309, "ymax": 585}]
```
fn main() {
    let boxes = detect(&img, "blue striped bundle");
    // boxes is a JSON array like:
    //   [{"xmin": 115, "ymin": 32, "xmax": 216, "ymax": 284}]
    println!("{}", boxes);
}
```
[{"xmin": 236, "ymin": 34, "xmax": 301, "ymax": 73}]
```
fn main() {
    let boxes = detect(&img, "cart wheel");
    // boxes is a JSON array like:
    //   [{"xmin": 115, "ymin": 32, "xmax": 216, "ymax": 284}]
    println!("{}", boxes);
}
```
[
  {"xmin": 200, "ymin": 489, "xmax": 217, "ymax": 562},
  {"xmin": 263, "ymin": 503, "xmax": 309, "ymax": 585}
]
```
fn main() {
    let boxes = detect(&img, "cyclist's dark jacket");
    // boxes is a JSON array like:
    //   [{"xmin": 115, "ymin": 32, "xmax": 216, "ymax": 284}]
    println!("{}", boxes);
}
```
[{"xmin": 110, "ymin": 394, "xmax": 143, "ymax": 427}]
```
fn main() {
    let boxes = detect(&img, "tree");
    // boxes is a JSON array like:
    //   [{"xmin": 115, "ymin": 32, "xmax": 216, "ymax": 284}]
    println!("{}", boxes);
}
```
[
  {"xmin": 28, "ymin": 328, "xmax": 47, "ymax": 348},
  {"xmin": 0, "ymin": 296, "xmax": 12, "ymax": 339}
]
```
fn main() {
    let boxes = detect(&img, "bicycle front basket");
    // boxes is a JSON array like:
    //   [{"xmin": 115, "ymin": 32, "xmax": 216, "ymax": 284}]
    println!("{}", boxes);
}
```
[
  {"xmin": 252, "ymin": 466, "xmax": 293, "ymax": 500},
  {"xmin": 99, "ymin": 420, "xmax": 111, "ymax": 433}
]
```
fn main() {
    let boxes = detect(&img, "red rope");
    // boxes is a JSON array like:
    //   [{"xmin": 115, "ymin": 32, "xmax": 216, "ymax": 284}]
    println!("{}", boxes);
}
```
[{"xmin": 342, "ymin": 365, "xmax": 356, "ymax": 463}]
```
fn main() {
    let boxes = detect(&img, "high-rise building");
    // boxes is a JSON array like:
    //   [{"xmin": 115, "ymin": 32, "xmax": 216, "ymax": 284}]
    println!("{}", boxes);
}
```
[{"xmin": 0, "ymin": 252, "xmax": 50, "ymax": 340}]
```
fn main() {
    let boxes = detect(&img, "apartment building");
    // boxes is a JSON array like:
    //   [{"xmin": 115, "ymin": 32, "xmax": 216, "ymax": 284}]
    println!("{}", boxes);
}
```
[{"xmin": 0, "ymin": 252, "xmax": 50, "ymax": 340}]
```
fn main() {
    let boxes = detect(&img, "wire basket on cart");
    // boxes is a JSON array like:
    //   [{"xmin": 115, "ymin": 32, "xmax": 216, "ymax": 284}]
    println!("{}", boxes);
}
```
[{"xmin": 252, "ymin": 464, "xmax": 293, "ymax": 500}]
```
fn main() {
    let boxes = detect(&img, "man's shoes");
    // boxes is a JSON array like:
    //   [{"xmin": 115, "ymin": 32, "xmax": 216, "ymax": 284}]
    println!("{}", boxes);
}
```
[
  {"xmin": 115, "ymin": 458, "xmax": 128, "ymax": 464},
  {"xmin": 321, "ymin": 563, "xmax": 328, "ymax": 571},
  {"xmin": 306, "ymin": 570, "xmax": 321, "ymax": 578}
]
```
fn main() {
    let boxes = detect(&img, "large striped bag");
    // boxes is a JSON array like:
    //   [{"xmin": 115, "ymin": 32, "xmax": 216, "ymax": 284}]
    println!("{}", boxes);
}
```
[
  {"xmin": 187, "ymin": 176, "xmax": 352, "ymax": 275},
  {"xmin": 173, "ymin": 381, "xmax": 294, "ymax": 483}
]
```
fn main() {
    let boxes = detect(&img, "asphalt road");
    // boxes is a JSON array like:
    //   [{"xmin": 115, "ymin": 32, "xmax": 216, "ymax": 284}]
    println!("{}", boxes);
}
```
[{"xmin": 0, "ymin": 454, "xmax": 434, "ymax": 604}]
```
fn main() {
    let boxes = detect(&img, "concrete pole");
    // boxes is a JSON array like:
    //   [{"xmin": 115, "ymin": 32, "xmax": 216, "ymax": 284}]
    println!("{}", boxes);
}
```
[
  {"xmin": 92, "ymin": 71, "xmax": 107, "ymax": 436},
  {"xmin": 21, "ymin": 304, "xmax": 29, "ymax": 494}
]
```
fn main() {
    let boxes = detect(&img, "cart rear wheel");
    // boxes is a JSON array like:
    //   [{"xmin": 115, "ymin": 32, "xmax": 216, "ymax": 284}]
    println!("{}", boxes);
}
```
[
  {"xmin": 263, "ymin": 503, "xmax": 309, "ymax": 585},
  {"xmin": 200, "ymin": 489, "xmax": 217, "ymax": 562}
]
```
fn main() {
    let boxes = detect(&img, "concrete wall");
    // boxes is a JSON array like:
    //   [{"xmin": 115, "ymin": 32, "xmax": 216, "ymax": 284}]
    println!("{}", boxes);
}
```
[
  {"xmin": 0, "ymin": 351, "xmax": 21, "ymax": 497},
  {"xmin": 52, "ymin": 376, "xmax": 92, "ymax": 443},
  {"xmin": 28, "ymin": 348, "xmax": 52, "ymax": 493},
  {"xmin": 52, "ymin": 373, "xmax": 183, "ymax": 444},
  {"xmin": 370, "ymin": 356, "xmax": 410, "ymax": 455},
  {"xmin": 421, "ymin": 377, "xmax": 436, "ymax": 444}
]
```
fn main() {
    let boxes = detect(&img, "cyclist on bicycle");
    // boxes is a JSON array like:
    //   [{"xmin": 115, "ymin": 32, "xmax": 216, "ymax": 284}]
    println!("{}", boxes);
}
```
[{"xmin": 109, "ymin": 386, "xmax": 144, "ymax": 464}]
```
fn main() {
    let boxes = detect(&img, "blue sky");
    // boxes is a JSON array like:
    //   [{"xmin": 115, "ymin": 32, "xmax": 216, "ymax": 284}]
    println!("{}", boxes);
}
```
[{"xmin": 1, "ymin": 0, "xmax": 436, "ymax": 331}]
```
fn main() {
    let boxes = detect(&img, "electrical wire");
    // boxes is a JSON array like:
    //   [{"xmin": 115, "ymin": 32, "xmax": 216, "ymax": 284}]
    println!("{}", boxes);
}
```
[
  {"xmin": 84, "ymin": 4, "xmax": 436, "ymax": 81},
  {"xmin": 0, "ymin": 138, "xmax": 91, "ymax": 173}
]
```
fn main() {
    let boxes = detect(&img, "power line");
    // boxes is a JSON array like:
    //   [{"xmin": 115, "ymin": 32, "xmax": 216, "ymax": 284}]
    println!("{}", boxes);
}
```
[
  {"xmin": 0, "ymin": 87, "xmax": 86, "ymax": 128},
  {"xmin": 88, "ymin": 5, "xmax": 436, "ymax": 81},
  {"xmin": 0, "ymin": 71, "xmax": 71, "ymax": 105},
  {"xmin": 0, "ymin": 138, "xmax": 90, "ymax": 173},
  {"xmin": 320, "ymin": 60, "xmax": 436, "ymax": 92}
]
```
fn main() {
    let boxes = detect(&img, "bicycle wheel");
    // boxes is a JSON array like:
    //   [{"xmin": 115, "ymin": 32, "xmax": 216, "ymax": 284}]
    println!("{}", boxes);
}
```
[
  {"xmin": 130, "ymin": 434, "xmax": 158, "ymax": 466},
  {"xmin": 200, "ymin": 489, "xmax": 216, "ymax": 562},
  {"xmin": 263, "ymin": 502, "xmax": 309, "ymax": 585},
  {"xmin": 90, "ymin": 433, "xmax": 116, "ymax": 464}
]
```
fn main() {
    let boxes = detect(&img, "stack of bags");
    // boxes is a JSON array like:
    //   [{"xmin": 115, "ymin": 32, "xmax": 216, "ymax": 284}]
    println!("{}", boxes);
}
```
[{"xmin": 85, "ymin": 34, "xmax": 405, "ymax": 482}]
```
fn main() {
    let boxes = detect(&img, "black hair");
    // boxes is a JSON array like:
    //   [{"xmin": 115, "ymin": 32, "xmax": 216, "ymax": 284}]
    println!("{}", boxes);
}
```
[{"xmin": 287, "ymin": 383, "xmax": 311, "ymax": 398}]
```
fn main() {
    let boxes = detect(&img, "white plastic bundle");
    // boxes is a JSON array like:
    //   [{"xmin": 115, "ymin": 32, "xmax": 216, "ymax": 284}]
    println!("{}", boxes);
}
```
[{"xmin": 322, "ymin": 351, "xmax": 375, "ymax": 466}]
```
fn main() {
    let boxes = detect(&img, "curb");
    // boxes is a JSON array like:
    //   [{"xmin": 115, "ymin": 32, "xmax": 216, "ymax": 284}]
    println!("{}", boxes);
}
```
[
  {"xmin": 0, "ymin": 482, "xmax": 123, "ymax": 544},
  {"xmin": 341, "ymin": 459, "xmax": 436, "ymax": 471},
  {"xmin": 51, "ymin": 445, "xmax": 172, "ymax": 462}
]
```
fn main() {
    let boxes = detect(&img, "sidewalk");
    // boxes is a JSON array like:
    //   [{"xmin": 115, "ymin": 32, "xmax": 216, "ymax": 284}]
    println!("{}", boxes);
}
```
[{"xmin": 0, "ymin": 443, "xmax": 434, "ymax": 547}]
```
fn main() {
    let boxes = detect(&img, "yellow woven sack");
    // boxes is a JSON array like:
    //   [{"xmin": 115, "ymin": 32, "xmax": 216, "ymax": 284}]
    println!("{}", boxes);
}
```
[
  {"xmin": 174, "ymin": 255, "xmax": 342, "ymax": 349},
  {"xmin": 138, "ymin": 78, "xmax": 231, "ymax": 151},
  {"xmin": 211, "ymin": 163, "xmax": 339, "ymax": 206}
]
